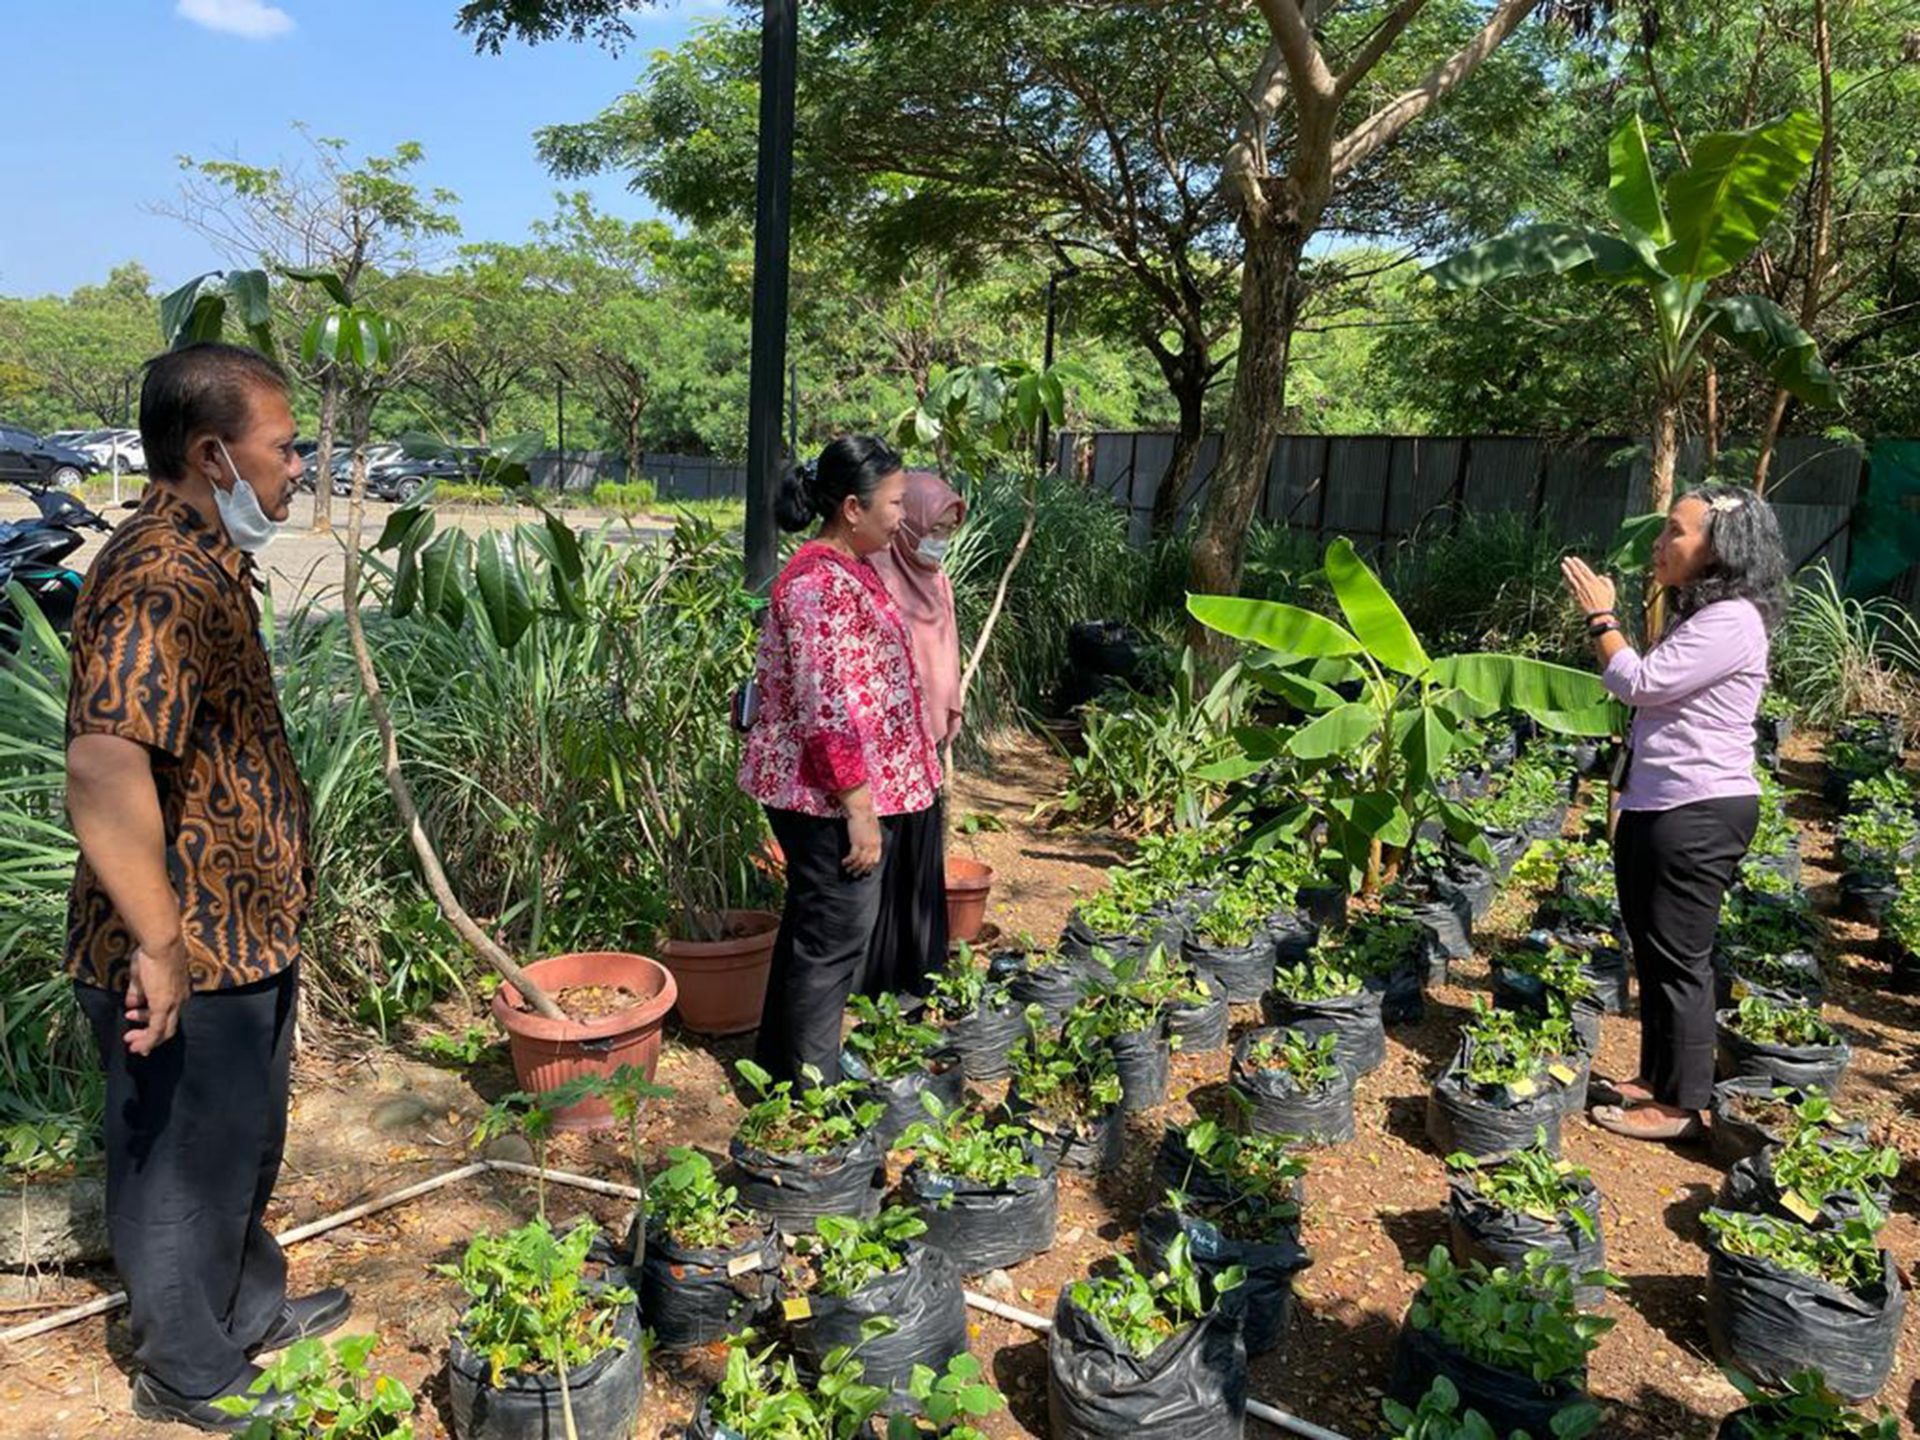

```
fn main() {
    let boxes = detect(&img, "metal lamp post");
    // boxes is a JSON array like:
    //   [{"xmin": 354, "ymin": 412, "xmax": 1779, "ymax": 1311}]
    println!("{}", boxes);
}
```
[{"xmin": 745, "ymin": 0, "xmax": 799, "ymax": 591}]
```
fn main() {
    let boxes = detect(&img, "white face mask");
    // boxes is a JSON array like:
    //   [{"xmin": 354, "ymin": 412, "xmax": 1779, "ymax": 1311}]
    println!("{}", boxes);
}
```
[
  {"xmin": 916, "ymin": 535, "xmax": 950, "ymax": 566},
  {"xmin": 212, "ymin": 439, "xmax": 281, "ymax": 553}
]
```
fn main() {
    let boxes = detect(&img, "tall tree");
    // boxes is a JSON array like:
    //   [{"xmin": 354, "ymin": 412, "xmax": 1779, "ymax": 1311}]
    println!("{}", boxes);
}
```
[
  {"xmin": 0, "ymin": 263, "xmax": 157, "ymax": 429},
  {"xmin": 160, "ymin": 129, "xmax": 460, "ymax": 530}
]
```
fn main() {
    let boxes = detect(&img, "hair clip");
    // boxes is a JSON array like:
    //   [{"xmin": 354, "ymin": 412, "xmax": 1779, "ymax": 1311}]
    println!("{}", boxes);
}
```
[{"xmin": 1706, "ymin": 493, "xmax": 1747, "ymax": 514}]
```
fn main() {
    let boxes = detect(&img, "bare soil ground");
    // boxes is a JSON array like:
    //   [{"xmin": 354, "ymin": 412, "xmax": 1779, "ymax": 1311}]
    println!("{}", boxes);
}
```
[{"xmin": 3, "ymin": 731, "xmax": 1917, "ymax": 1438}]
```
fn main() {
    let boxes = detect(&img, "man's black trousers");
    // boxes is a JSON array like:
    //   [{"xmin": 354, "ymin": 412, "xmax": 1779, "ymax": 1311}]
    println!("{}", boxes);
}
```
[
  {"xmin": 1613, "ymin": 797, "xmax": 1758, "ymax": 1111},
  {"xmin": 76, "ymin": 964, "xmax": 297, "ymax": 1399}
]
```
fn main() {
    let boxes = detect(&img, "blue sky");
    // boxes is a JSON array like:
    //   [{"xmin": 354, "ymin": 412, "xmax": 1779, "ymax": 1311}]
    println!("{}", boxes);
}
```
[{"xmin": 0, "ymin": 0, "xmax": 719, "ymax": 298}]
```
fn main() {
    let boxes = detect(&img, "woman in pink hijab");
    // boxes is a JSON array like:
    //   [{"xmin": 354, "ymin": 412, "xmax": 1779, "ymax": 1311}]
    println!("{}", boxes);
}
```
[{"xmin": 865, "ymin": 470, "xmax": 967, "ymax": 997}]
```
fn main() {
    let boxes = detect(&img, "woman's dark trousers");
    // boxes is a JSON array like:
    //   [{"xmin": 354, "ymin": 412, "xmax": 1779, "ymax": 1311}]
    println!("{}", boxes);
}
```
[
  {"xmin": 75, "ymin": 964, "xmax": 298, "ymax": 1400},
  {"xmin": 1613, "ymin": 797, "xmax": 1759, "ymax": 1111}
]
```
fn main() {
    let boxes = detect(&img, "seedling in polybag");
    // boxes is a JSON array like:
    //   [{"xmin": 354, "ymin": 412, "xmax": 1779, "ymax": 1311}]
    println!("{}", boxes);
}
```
[
  {"xmin": 1067, "ymin": 1233, "xmax": 1243, "ymax": 1358},
  {"xmin": 1448, "ymin": 1130, "xmax": 1598, "ymax": 1240},
  {"xmin": 735, "ymin": 1061, "xmax": 885, "ymax": 1154},
  {"xmin": 1406, "ymin": 1247, "xmax": 1614, "ymax": 1386}
]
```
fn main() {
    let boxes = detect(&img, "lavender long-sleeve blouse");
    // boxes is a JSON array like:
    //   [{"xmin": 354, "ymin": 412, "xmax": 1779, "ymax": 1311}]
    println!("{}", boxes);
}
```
[{"xmin": 1601, "ymin": 598, "xmax": 1768, "ymax": 812}]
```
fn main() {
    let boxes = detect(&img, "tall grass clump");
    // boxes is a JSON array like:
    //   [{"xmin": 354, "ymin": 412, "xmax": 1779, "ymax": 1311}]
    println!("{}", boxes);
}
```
[{"xmin": 1774, "ymin": 564, "xmax": 1920, "ymax": 727}]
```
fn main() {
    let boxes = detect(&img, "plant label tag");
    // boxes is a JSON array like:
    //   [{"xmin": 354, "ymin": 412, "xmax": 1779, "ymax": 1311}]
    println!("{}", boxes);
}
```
[
  {"xmin": 1780, "ymin": 1188, "xmax": 1822, "ymax": 1224},
  {"xmin": 1553, "ymin": 1159, "xmax": 1575, "ymax": 1175},
  {"xmin": 1547, "ymin": 1064, "xmax": 1578, "ymax": 1087},
  {"xmin": 1188, "ymin": 1219, "xmax": 1223, "ymax": 1260},
  {"xmin": 1508, "ymin": 1077, "xmax": 1538, "ymax": 1099},
  {"xmin": 782, "ymin": 1296, "xmax": 812, "ymax": 1322},
  {"xmin": 1730, "ymin": 980, "xmax": 1750, "ymax": 1001},
  {"xmin": 727, "ymin": 1253, "xmax": 762, "ymax": 1277}
]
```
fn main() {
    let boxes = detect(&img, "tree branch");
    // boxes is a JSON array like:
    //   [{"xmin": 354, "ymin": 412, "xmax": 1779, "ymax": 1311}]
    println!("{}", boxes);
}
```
[{"xmin": 1334, "ymin": 0, "xmax": 1433, "ymax": 101}]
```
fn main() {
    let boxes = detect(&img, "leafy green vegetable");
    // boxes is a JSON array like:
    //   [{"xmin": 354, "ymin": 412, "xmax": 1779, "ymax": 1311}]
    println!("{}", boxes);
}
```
[
  {"xmin": 735, "ymin": 1061, "xmax": 885, "ymax": 1155},
  {"xmin": 437, "ymin": 1217, "xmax": 633, "ymax": 1384},
  {"xmin": 650, "ymin": 1146, "xmax": 757, "ymax": 1250},
  {"xmin": 898, "ymin": 1094, "xmax": 1042, "ymax": 1188},
  {"xmin": 1406, "ymin": 1247, "xmax": 1614, "ymax": 1386},
  {"xmin": 1067, "ymin": 1233, "xmax": 1243, "ymax": 1359},
  {"xmin": 799, "ymin": 1209, "xmax": 927, "ymax": 1298},
  {"xmin": 1703, "ymin": 1209, "xmax": 1885, "ymax": 1291}
]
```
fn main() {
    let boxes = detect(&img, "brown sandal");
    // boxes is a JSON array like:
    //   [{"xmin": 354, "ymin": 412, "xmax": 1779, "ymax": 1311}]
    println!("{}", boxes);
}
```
[
  {"xmin": 1588, "ymin": 1074, "xmax": 1655, "ymax": 1107},
  {"xmin": 1591, "ymin": 1103, "xmax": 1705, "ymax": 1142}
]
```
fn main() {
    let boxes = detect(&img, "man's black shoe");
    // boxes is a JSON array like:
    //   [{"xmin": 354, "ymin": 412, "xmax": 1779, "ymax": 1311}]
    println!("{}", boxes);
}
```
[
  {"xmin": 130, "ymin": 1366, "xmax": 293, "ymax": 1434},
  {"xmin": 252, "ymin": 1287, "xmax": 354, "ymax": 1354}
]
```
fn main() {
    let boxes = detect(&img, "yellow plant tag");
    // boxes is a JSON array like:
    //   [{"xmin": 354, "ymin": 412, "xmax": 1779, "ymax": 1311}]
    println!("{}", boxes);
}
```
[
  {"xmin": 782, "ymin": 1296, "xmax": 812, "ymax": 1322},
  {"xmin": 727, "ymin": 1253, "xmax": 762, "ymax": 1277},
  {"xmin": 1548, "ymin": 1064, "xmax": 1578, "ymax": 1086},
  {"xmin": 1730, "ymin": 980, "xmax": 1750, "ymax": 1001},
  {"xmin": 1780, "ymin": 1189, "xmax": 1821, "ymax": 1224},
  {"xmin": 1508, "ymin": 1077, "xmax": 1538, "ymax": 1098},
  {"xmin": 1553, "ymin": 1159, "xmax": 1575, "ymax": 1176}
]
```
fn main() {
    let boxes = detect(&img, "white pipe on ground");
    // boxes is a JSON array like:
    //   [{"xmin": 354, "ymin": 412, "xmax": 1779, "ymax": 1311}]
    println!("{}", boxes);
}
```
[{"xmin": 0, "ymin": 1160, "xmax": 1360, "ymax": 1440}]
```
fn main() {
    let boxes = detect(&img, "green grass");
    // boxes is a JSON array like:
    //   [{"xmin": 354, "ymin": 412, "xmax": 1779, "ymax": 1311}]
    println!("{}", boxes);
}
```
[{"xmin": 660, "ymin": 497, "xmax": 747, "ymax": 531}]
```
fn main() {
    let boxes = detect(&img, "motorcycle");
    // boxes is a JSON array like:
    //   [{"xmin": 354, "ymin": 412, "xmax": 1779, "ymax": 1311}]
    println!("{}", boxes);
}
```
[{"xmin": 0, "ymin": 482, "xmax": 113, "ymax": 650}]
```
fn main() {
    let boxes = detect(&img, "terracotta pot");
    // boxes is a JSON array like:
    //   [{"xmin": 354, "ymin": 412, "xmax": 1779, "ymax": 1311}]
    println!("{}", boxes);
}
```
[
  {"xmin": 491, "ymin": 952, "xmax": 677, "ymax": 1132},
  {"xmin": 946, "ymin": 858, "xmax": 995, "ymax": 944},
  {"xmin": 659, "ymin": 909, "xmax": 781, "ymax": 1037}
]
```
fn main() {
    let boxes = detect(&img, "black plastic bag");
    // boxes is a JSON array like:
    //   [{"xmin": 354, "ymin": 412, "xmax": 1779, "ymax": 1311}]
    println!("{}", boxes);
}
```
[
  {"xmin": 994, "ymin": 949, "xmax": 1102, "ymax": 1026},
  {"xmin": 1181, "ymin": 934, "xmax": 1277, "ymax": 1005},
  {"xmin": 1387, "ymin": 1315, "xmax": 1590, "ymax": 1439},
  {"xmin": 1426, "ymin": 1067, "xmax": 1565, "ymax": 1161},
  {"xmin": 1490, "ymin": 966, "xmax": 1603, "ymax": 1057},
  {"xmin": 937, "ymin": 996, "xmax": 1025, "ymax": 1081},
  {"xmin": 791, "ymin": 1240, "xmax": 970, "ymax": 1396},
  {"xmin": 1069, "ymin": 619, "xmax": 1144, "ymax": 678},
  {"xmin": 1230, "ymin": 1029, "xmax": 1356, "ymax": 1144},
  {"xmin": 731, "ymin": 1126, "xmax": 886, "ymax": 1234},
  {"xmin": 1149, "ymin": 1127, "xmax": 1230, "ymax": 1208},
  {"xmin": 1367, "ymin": 953, "xmax": 1430, "ymax": 1026},
  {"xmin": 1401, "ymin": 882, "xmax": 1473, "ymax": 961},
  {"xmin": 905, "ymin": 1157, "xmax": 1059, "ymax": 1275},
  {"xmin": 1046, "ymin": 1288, "xmax": 1248, "ymax": 1440},
  {"xmin": 1110, "ymin": 1025, "xmax": 1172, "ymax": 1113},
  {"xmin": 635, "ymin": 1222, "xmax": 782, "ymax": 1352},
  {"xmin": 1295, "ymin": 887, "xmax": 1347, "ymax": 933},
  {"xmin": 1434, "ymin": 863, "xmax": 1499, "ymax": 924},
  {"xmin": 1137, "ymin": 1204, "xmax": 1309, "ymax": 1360},
  {"xmin": 1705, "ymin": 1220, "xmax": 1905, "ymax": 1400},
  {"xmin": 1007, "ymin": 1092, "xmax": 1124, "ymax": 1176},
  {"xmin": 1446, "ymin": 1175, "xmax": 1607, "ymax": 1308},
  {"xmin": 1840, "ymin": 870, "xmax": 1900, "ymax": 924},
  {"xmin": 1714, "ymin": 950, "xmax": 1826, "ymax": 1010},
  {"xmin": 1715, "ymin": 1010, "xmax": 1852, "ymax": 1092},
  {"xmin": 843, "ymin": 1050, "xmax": 967, "ymax": 1148},
  {"xmin": 1167, "ymin": 971, "xmax": 1229, "ymax": 1054},
  {"xmin": 1709, "ymin": 1079, "xmax": 1866, "ymax": 1167},
  {"xmin": 1061, "ymin": 910, "xmax": 1179, "ymax": 969},
  {"xmin": 1261, "ymin": 987, "xmax": 1385, "ymax": 1076},
  {"xmin": 1718, "ymin": 1144, "xmax": 1893, "ymax": 1229},
  {"xmin": 449, "ymin": 1300, "xmax": 645, "ymax": 1440}
]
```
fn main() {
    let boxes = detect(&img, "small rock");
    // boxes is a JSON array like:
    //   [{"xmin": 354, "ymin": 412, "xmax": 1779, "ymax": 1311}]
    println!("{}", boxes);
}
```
[
  {"xmin": 479, "ymin": 1133, "xmax": 535, "ymax": 1165},
  {"xmin": 371, "ymin": 1095, "xmax": 436, "ymax": 1133},
  {"xmin": 1058, "ymin": 1226, "xmax": 1085, "ymax": 1246},
  {"xmin": 980, "ymin": 1269, "xmax": 1015, "ymax": 1298}
]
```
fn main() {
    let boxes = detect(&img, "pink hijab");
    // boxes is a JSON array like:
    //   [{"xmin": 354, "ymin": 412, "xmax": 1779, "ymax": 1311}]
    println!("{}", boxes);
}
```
[{"xmin": 871, "ymin": 470, "xmax": 967, "ymax": 746}]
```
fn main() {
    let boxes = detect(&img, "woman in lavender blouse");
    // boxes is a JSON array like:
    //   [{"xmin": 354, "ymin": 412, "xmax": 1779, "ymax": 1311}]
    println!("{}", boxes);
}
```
[{"xmin": 1561, "ymin": 483, "xmax": 1789, "ymax": 1142}]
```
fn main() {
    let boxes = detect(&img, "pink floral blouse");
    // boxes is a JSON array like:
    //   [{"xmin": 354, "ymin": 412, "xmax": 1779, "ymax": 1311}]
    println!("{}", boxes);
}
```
[{"xmin": 739, "ymin": 541, "xmax": 942, "ymax": 818}]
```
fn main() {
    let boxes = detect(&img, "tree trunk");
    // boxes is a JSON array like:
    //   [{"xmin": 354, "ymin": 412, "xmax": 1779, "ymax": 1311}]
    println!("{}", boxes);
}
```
[
  {"xmin": 1188, "ymin": 219, "xmax": 1310, "ymax": 618},
  {"xmin": 310, "ymin": 370, "xmax": 340, "ymax": 535},
  {"xmin": 1648, "ymin": 398, "xmax": 1679, "ymax": 516},
  {"xmin": 335, "ymin": 394, "xmax": 564, "ymax": 1021},
  {"xmin": 1148, "ymin": 356, "xmax": 1209, "ymax": 541}
]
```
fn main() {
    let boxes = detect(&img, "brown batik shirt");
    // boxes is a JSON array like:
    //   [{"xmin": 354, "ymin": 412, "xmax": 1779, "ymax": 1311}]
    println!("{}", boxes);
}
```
[{"xmin": 65, "ymin": 483, "xmax": 311, "ymax": 992}]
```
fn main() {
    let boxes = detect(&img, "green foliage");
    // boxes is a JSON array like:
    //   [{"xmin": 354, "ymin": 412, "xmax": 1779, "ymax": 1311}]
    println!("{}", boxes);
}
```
[
  {"xmin": 1242, "ymin": 1029, "xmax": 1344, "ymax": 1090},
  {"xmin": 892, "ymin": 1353, "xmax": 1005, "ymax": 1440},
  {"xmin": 650, "ymin": 1146, "xmax": 757, "ymax": 1250},
  {"xmin": 1194, "ymin": 884, "xmax": 1270, "ymax": 948},
  {"xmin": 417, "ymin": 1024, "xmax": 496, "ymax": 1065},
  {"xmin": 1459, "ymin": 999, "xmax": 1579, "ymax": 1088},
  {"xmin": 1774, "ymin": 570, "xmax": 1920, "ymax": 728},
  {"xmin": 438, "ymin": 1217, "xmax": 633, "ymax": 1385},
  {"xmin": 1884, "ymin": 873, "xmax": 1920, "ymax": 955},
  {"xmin": 799, "ymin": 1209, "xmax": 927, "ymax": 1299},
  {"xmin": 1407, "ymin": 1247, "xmax": 1615, "ymax": 1386},
  {"xmin": 1007, "ymin": 1014, "xmax": 1123, "ymax": 1122},
  {"xmin": 211, "ymin": 1334, "xmax": 414, "ymax": 1440},
  {"xmin": 735, "ymin": 1062, "xmax": 884, "ymax": 1156},
  {"xmin": 589, "ymin": 480, "xmax": 658, "ymax": 512},
  {"xmin": 1722, "ymin": 1366, "xmax": 1899, "ymax": 1440},
  {"xmin": 1768, "ymin": 1124, "xmax": 1899, "ymax": 1221},
  {"xmin": 1271, "ymin": 959, "xmax": 1364, "ymax": 1001},
  {"xmin": 705, "ymin": 1333, "xmax": 887, "ymax": 1440},
  {"xmin": 898, "ymin": 1095, "xmax": 1042, "ymax": 1188},
  {"xmin": 1728, "ymin": 996, "xmax": 1839, "ymax": 1049},
  {"xmin": 1068, "ymin": 1234, "xmax": 1244, "ymax": 1360},
  {"xmin": 1466, "ymin": 750, "xmax": 1568, "ymax": 834},
  {"xmin": 923, "ymin": 945, "xmax": 1011, "ymax": 1025},
  {"xmin": 1702, "ymin": 1210, "xmax": 1885, "ymax": 1292},
  {"xmin": 1448, "ymin": 1133, "xmax": 1598, "ymax": 1242},
  {"xmin": 844, "ymin": 992, "xmax": 947, "ymax": 1081},
  {"xmin": 1161, "ymin": 1121, "xmax": 1306, "ymax": 1242},
  {"xmin": 1382, "ymin": 1375, "xmax": 1599, "ymax": 1440}
]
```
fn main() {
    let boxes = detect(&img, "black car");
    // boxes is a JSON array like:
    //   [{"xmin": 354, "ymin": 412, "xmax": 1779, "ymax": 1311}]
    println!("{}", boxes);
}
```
[
  {"xmin": 365, "ymin": 446, "xmax": 490, "ymax": 503},
  {"xmin": 0, "ymin": 424, "xmax": 95, "ymax": 491}
]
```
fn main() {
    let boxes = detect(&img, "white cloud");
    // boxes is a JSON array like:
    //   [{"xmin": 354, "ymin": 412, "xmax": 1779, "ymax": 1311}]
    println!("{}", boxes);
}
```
[{"xmin": 176, "ymin": 0, "xmax": 295, "ymax": 40}]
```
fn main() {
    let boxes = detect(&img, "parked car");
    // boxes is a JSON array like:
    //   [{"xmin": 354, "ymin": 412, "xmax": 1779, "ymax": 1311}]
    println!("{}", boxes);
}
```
[
  {"xmin": 64, "ymin": 428, "xmax": 145, "ymax": 473},
  {"xmin": 365, "ymin": 445, "xmax": 489, "ymax": 503},
  {"xmin": 0, "ymin": 424, "xmax": 95, "ymax": 490},
  {"xmin": 320, "ymin": 442, "xmax": 406, "ymax": 496}
]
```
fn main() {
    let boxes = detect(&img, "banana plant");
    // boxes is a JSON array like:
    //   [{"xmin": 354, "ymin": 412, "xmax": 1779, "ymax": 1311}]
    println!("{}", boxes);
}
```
[
  {"xmin": 1189, "ymin": 538, "xmax": 1617, "ymax": 893},
  {"xmin": 1429, "ymin": 112, "xmax": 1838, "ymax": 517}
]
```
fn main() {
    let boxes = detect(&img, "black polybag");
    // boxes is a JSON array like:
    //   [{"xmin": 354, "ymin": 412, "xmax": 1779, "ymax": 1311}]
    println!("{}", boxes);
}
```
[
  {"xmin": 1006, "ymin": 1090, "xmax": 1124, "ymax": 1175},
  {"xmin": 1046, "ymin": 1287, "xmax": 1248, "ymax": 1440},
  {"xmin": 1426, "ymin": 1066, "xmax": 1565, "ymax": 1161},
  {"xmin": 1532, "ymin": 929, "xmax": 1632, "ymax": 1014},
  {"xmin": 904, "ymin": 1156, "xmax": 1059, "ymax": 1275},
  {"xmin": 1230, "ymin": 1029, "xmax": 1356, "ymax": 1144},
  {"xmin": 1261, "ymin": 987, "xmax": 1385, "ymax": 1076},
  {"xmin": 1715, "ymin": 1009, "xmax": 1852, "ymax": 1092},
  {"xmin": 1434, "ymin": 863, "xmax": 1499, "ymax": 924},
  {"xmin": 730, "ymin": 1126, "xmax": 886, "ymax": 1233},
  {"xmin": 790, "ymin": 1240, "xmax": 970, "ymax": 1396},
  {"xmin": 1167, "ymin": 971, "xmax": 1229, "ymax": 1054},
  {"xmin": 1718, "ymin": 1142, "xmax": 1893, "ymax": 1229},
  {"xmin": 1295, "ymin": 887, "xmax": 1347, "ymax": 932},
  {"xmin": 635, "ymin": 1221, "xmax": 782, "ymax": 1352},
  {"xmin": 1110, "ymin": 1024, "xmax": 1172, "ymax": 1113},
  {"xmin": 1388, "ymin": 1314, "xmax": 1590, "ymax": 1438},
  {"xmin": 1708, "ymin": 1078, "xmax": 1866, "ymax": 1167},
  {"xmin": 449, "ymin": 1299, "xmax": 645, "ymax": 1440},
  {"xmin": 1713, "ymin": 950, "xmax": 1826, "ymax": 1009},
  {"xmin": 1060, "ymin": 909, "xmax": 1180, "ymax": 969},
  {"xmin": 1181, "ymin": 933, "xmax": 1277, "ymax": 1005},
  {"xmin": 1489, "ymin": 965, "xmax": 1603, "ymax": 1056},
  {"xmin": 994, "ymin": 949, "xmax": 1102, "ymax": 1026},
  {"xmin": 1137, "ymin": 1203, "xmax": 1309, "ymax": 1360},
  {"xmin": 935, "ymin": 994, "xmax": 1025, "ymax": 1081},
  {"xmin": 1400, "ymin": 882, "xmax": 1473, "ymax": 962},
  {"xmin": 1446, "ymin": 1174, "xmax": 1607, "ymax": 1308},
  {"xmin": 1366, "ymin": 951, "xmax": 1431, "ymax": 1026},
  {"xmin": 842, "ymin": 1049, "xmax": 967, "ymax": 1148},
  {"xmin": 1704, "ymin": 1216, "xmax": 1905, "ymax": 1400}
]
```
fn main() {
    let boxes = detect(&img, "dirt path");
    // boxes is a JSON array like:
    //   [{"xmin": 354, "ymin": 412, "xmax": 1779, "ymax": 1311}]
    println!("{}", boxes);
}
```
[{"xmin": 3, "ymin": 732, "xmax": 1917, "ymax": 1438}]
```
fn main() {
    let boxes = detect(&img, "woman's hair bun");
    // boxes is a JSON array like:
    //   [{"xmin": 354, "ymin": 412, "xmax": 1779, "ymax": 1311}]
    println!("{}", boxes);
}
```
[{"xmin": 774, "ymin": 458, "xmax": 820, "ymax": 533}]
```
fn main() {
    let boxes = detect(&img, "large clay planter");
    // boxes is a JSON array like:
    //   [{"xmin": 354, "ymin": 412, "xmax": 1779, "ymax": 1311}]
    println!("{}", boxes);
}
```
[
  {"xmin": 659, "ymin": 910, "xmax": 781, "ymax": 1037},
  {"xmin": 491, "ymin": 952, "xmax": 677, "ymax": 1132},
  {"xmin": 945, "ymin": 858, "xmax": 995, "ymax": 944}
]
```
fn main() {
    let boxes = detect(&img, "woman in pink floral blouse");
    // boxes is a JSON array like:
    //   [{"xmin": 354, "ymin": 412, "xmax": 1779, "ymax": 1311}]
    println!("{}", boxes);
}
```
[{"xmin": 739, "ymin": 436, "xmax": 943, "ymax": 1084}]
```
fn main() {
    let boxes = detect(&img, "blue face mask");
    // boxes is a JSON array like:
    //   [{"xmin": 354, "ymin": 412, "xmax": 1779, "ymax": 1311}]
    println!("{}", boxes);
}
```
[
  {"xmin": 213, "ymin": 440, "xmax": 281, "ymax": 553},
  {"xmin": 916, "ymin": 536, "xmax": 950, "ymax": 566}
]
